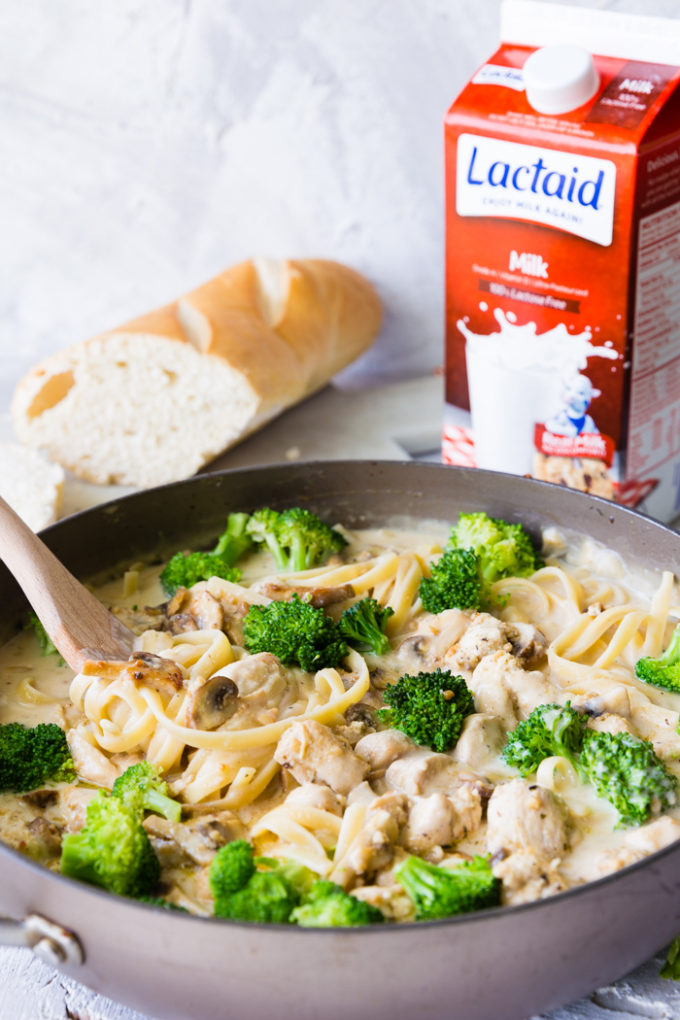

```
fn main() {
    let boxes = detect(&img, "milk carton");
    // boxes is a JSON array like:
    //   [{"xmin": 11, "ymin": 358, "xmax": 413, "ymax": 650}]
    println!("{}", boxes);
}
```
[{"xmin": 443, "ymin": 0, "xmax": 680, "ymax": 521}]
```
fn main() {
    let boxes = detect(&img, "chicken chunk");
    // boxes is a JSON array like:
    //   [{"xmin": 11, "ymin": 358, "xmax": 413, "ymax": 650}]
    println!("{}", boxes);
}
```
[
  {"xmin": 222, "ymin": 652, "xmax": 287, "ymax": 701},
  {"xmin": 67, "ymin": 728, "xmax": 120, "ymax": 789},
  {"xmin": 492, "ymin": 848, "xmax": 569, "ymax": 905},
  {"xmin": 586, "ymin": 712, "xmax": 633, "ymax": 736},
  {"xmin": 284, "ymin": 782, "xmax": 343, "ymax": 816},
  {"xmin": 405, "ymin": 793, "xmax": 457, "ymax": 853},
  {"xmin": 452, "ymin": 713, "xmax": 506, "ymax": 770},
  {"xmin": 274, "ymin": 720, "xmax": 370, "ymax": 797},
  {"xmin": 354, "ymin": 729, "xmax": 413, "ymax": 775},
  {"xmin": 471, "ymin": 651, "xmax": 556, "ymax": 722},
  {"xmin": 384, "ymin": 750, "xmax": 460, "ymax": 797},
  {"xmin": 444, "ymin": 613, "xmax": 511, "ymax": 672},
  {"xmin": 486, "ymin": 780, "xmax": 570, "ymax": 860},
  {"xmin": 330, "ymin": 792, "xmax": 408, "ymax": 888}
]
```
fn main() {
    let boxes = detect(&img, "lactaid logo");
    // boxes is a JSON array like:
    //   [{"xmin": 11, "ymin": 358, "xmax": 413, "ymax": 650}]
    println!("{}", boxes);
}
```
[{"xmin": 456, "ymin": 134, "xmax": 616, "ymax": 245}]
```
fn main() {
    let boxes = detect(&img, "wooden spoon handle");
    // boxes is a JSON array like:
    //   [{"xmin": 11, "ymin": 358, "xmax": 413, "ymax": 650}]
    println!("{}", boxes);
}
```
[{"xmin": 0, "ymin": 495, "xmax": 133, "ymax": 670}]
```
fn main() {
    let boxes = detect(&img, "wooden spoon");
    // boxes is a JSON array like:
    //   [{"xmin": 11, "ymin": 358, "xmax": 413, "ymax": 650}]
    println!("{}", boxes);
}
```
[{"xmin": 0, "ymin": 494, "xmax": 134, "ymax": 670}]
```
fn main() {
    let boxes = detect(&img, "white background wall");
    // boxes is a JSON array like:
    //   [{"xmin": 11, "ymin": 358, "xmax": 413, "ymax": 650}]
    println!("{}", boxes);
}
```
[{"xmin": 1, "ymin": 0, "xmax": 679, "ymax": 403}]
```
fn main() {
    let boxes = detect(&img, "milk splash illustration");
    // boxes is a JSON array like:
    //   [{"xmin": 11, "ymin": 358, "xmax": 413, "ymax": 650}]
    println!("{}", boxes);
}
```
[{"xmin": 457, "ymin": 308, "xmax": 619, "ymax": 474}]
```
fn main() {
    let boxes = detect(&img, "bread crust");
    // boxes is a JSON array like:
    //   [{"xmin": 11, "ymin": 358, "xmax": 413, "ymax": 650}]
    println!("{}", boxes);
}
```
[{"xmin": 11, "ymin": 259, "xmax": 382, "ymax": 488}]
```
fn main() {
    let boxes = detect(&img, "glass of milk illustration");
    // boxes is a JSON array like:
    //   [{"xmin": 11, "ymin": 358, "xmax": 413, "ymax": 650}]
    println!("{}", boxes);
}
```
[{"xmin": 459, "ymin": 309, "xmax": 617, "ymax": 475}]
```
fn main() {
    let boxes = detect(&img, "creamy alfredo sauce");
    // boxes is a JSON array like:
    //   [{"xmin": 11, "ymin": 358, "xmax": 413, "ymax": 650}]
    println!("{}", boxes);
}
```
[{"xmin": 0, "ymin": 520, "xmax": 679, "ymax": 914}]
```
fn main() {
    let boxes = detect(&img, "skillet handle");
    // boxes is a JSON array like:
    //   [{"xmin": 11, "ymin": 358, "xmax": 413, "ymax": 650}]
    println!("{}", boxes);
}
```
[{"xmin": 0, "ymin": 913, "xmax": 83, "ymax": 967}]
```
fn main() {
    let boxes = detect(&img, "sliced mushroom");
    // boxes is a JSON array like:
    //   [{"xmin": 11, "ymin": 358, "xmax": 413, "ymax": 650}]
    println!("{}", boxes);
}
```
[{"xmin": 185, "ymin": 673, "xmax": 239, "ymax": 730}]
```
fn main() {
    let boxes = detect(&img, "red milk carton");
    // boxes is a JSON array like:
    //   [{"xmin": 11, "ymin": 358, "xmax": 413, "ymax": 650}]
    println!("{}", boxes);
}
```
[{"xmin": 443, "ymin": 0, "xmax": 680, "ymax": 521}]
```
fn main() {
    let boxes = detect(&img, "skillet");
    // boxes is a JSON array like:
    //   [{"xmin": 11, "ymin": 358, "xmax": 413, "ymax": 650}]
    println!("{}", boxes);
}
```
[{"xmin": 1, "ymin": 460, "xmax": 679, "ymax": 1020}]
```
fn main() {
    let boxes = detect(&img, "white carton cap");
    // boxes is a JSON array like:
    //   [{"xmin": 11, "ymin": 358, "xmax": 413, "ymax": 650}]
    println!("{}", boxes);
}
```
[{"xmin": 523, "ymin": 44, "xmax": 599, "ymax": 114}]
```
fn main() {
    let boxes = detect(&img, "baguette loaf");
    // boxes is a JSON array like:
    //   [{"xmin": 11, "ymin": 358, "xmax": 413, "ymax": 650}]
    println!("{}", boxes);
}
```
[
  {"xmin": 11, "ymin": 258, "xmax": 382, "ymax": 488},
  {"xmin": 0, "ymin": 443, "xmax": 64, "ymax": 531}
]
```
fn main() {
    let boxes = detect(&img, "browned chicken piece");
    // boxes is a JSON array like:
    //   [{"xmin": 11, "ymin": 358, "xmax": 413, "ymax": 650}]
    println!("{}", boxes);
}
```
[
  {"xmin": 284, "ymin": 782, "xmax": 344, "ymax": 815},
  {"xmin": 59, "ymin": 786, "xmax": 99, "ymax": 832},
  {"xmin": 204, "ymin": 577, "xmax": 271, "ymax": 641},
  {"xmin": 444, "ymin": 613, "xmax": 512, "ymax": 672},
  {"xmin": 452, "ymin": 713, "xmax": 506, "ymax": 769},
  {"xmin": 596, "ymin": 847, "xmax": 646, "ymax": 876},
  {"xmin": 354, "ymin": 729, "xmax": 413, "ymax": 775},
  {"xmin": 251, "ymin": 580, "xmax": 355, "ymax": 610},
  {"xmin": 487, "ymin": 780, "xmax": 570, "ymax": 860},
  {"xmin": 449, "ymin": 782, "xmax": 484, "ymax": 839},
  {"xmin": 274, "ymin": 719, "xmax": 370, "ymax": 797},
  {"xmin": 623, "ymin": 815, "xmax": 680, "ymax": 854},
  {"xmin": 167, "ymin": 587, "xmax": 225, "ymax": 632},
  {"xmin": 351, "ymin": 882, "xmax": 414, "ymax": 921},
  {"xmin": 492, "ymin": 848, "xmax": 569, "ymax": 905},
  {"xmin": 144, "ymin": 812, "xmax": 247, "ymax": 868},
  {"xmin": 221, "ymin": 652, "xmax": 288, "ymax": 705},
  {"xmin": 397, "ymin": 609, "xmax": 471, "ymax": 670},
  {"xmin": 586, "ymin": 712, "xmax": 633, "ymax": 736},
  {"xmin": 471, "ymin": 651, "xmax": 556, "ymax": 722},
  {"xmin": 405, "ymin": 793, "xmax": 457, "ymax": 853},
  {"xmin": 330, "ymin": 792, "xmax": 408, "ymax": 888},
  {"xmin": 385, "ymin": 750, "xmax": 460, "ymax": 798},
  {"xmin": 80, "ymin": 651, "xmax": 185, "ymax": 697},
  {"xmin": 67, "ymin": 728, "xmax": 120, "ymax": 789},
  {"xmin": 569, "ymin": 686, "xmax": 632, "ymax": 719}
]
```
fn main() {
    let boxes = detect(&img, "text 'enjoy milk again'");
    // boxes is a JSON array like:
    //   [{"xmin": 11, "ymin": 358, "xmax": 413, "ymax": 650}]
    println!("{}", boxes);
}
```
[{"xmin": 443, "ymin": 1, "xmax": 680, "ymax": 522}]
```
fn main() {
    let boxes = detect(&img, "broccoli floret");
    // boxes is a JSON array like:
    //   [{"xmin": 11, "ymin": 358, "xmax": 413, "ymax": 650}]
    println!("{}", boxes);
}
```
[
  {"xmin": 0, "ymin": 721, "xmax": 75, "ymax": 793},
  {"xmin": 450, "ymin": 511, "xmax": 543, "ymax": 588},
  {"xmin": 418, "ymin": 547, "xmax": 482, "ymax": 613},
  {"xmin": 246, "ymin": 507, "xmax": 347, "ymax": 572},
  {"xmin": 60, "ymin": 791, "xmax": 160, "ymax": 898},
  {"xmin": 112, "ymin": 762, "xmax": 182, "ymax": 823},
  {"xmin": 160, "ymin": 512, "xmax": 253, "ymax": 596},
  {"xmin": 501, "ymin": 703, "xmax": 588, "ymax": 777},
  {"xmin": 255, "ymin": 856, "xmax": 318, "ymax": 897},
  {"xmin": 661, "ymin": 935, "xmax": 680, "ymax": 980},
  {"xmin": 635, "ymin": 624, "xmax": 680, "ymax": 693},
  {"xmin": 579, "ymin": 729, "xmax": 678, "ymax": 828},
  {"xmin": 378, "ymin": 670, "xmax": 474, "ymax": 753},
  {"xmin": 338, "ymin": 597, "xmax": 394, "ymax": 655},
  {"xmin": 291, "ymin": 880, "xmax": 385, "ymax": 927},
  {"xmin": 243, "ymin": 594, "xmax": 348, "ymax": 672},
  {"xmin": 394, "ymin": 854, "xmax": 500, "ymax": 920},
  {"xmin": 210, "ymin": 841, "xmax": 300, "ymax": 923},
  {"xmin": 25, "ymin": 613, "xmax": 64, "ymax": 664}
]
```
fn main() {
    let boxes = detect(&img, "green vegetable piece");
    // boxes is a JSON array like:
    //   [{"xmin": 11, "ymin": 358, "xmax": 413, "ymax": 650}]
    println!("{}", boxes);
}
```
[
  {"xmin": 394, "ymin": 854, "xmax": 500, "ymax": 920},
  {"xmin": 378, "ymin": 669, "xmax": 474, "ymax": 753},
  {"xmin": 450, "ymin": 511, "xmax": 543, "ymax": 588},
  {"xmin": 160, "ymin": 512, "xmax": 254, "ymax": 596},
  {"xmin": 112, "ymin": 761, "xmax": 182, "ymax": 823},
  {"xmin": 501, "ymin": 703, "xmax": 588, "ymax": 777},
  {"xmin": 26, "ymin": 613, "xmax": 64, "ymax": 664},
  {"xmin": 661, "ymin": 935, "xmax": 680, "ymax": 980},
  {"xmin": 210, "ymin": 841, "xmax": 300, "ymax": 923},
  {"xmin": 579, "ymin": 729, "xmax": 678, "ymax": 828},
  {"xmin": 246, "ymin": 506, "xmax": 347, "ymax": 573},
  {"xmin": 418, "ymin": 547, "xmax": 482, "ymax": 613},
  {"xmin": 338, "ymin": 597, "xmax": 394, "ymax": 655},
  {"xmin": 0, "ymin": 721, "xmax": 74, "ymax": 793},
  {"xmin": 243, "ymin": 594, "xmax": 348, "ymax": 672},
  {"xmin": 60, "ymin": 792, "xmax": 160, "ymax": 898},
  {"xmin": 291, "ymin": 880, "xmax": 385, "ymax": 927},
  {"xmin": 635, "ymin": 623, "xmax": 680, "ymax": 694}
]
